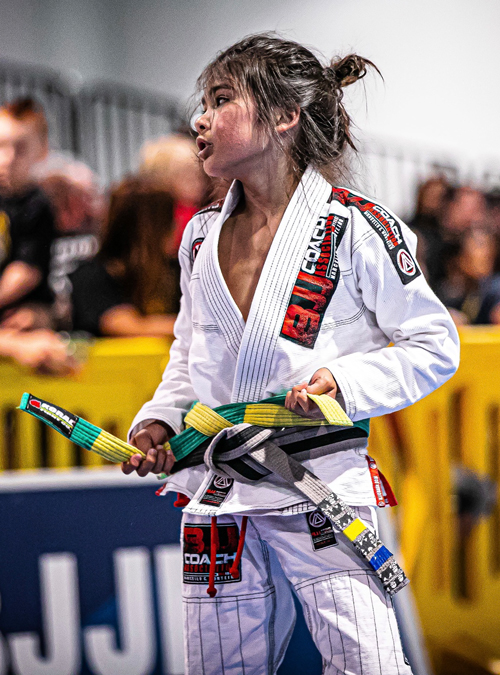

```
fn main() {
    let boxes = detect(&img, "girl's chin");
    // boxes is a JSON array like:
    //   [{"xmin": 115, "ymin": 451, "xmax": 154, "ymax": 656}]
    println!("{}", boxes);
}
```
[
  {"xmin": 202, "ymin": 161, "xmax": 232, "ymax": 181},
  {"xmin": 201, "ymin": 157, "xmax": 217, "ymax": 177}
]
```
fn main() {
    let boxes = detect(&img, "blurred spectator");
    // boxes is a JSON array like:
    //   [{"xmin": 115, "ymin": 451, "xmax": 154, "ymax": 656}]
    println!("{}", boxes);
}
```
[
  {"xmin": 0, "ymin": 328, "xmax": 76, "ymax": 375},
  {"xmin": 436, "ymin": 228, "xmax": 500, "ymax": 325},
  {"xmin": 441, "ymin": 185, "xmax": 488, "ymax": 238},
  {"xmin": 486, "ymin": 187, "xmax": 500, "ymax": 234},
  {"xmin": 0, "ymin": 98, "xmax": 56, "ymax": 329},
  {"xmin": 37, "ymin": 154, "xmax": 103, "ymax": 329},
  {"xmin": 139, "ymin": 133, "xmax": 210, "ymax": 249},
  {"xmin": 70, "ymin": 176, "xmax": 178, "ymax": 337},
  {"xmin": 409, "ymin": 176, "xmax": 450, "ymax": 288}
]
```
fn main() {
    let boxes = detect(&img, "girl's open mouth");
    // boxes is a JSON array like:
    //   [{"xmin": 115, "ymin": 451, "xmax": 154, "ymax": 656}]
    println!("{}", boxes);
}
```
[{"xmin": 196, "ymin": 137, "xmax": 212, "ymax": 160}]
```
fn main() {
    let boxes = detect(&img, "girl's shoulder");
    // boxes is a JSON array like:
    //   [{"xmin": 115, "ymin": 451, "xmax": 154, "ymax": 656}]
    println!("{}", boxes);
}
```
[
  {"xmin": 329, "ymin": 186, "xmax": 420, "ymax": 283},
  {"xmin": 330, "ymin": 186, "xmax": 401, "ymax": 223},
  {"xmin": 330, "ymin": 185, "xmax": 415, "ymax": 247}
]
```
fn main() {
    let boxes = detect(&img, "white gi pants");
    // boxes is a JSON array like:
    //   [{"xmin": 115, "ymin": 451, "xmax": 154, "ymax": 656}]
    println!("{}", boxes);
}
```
[{"xmin": 181, "ymin": 506, "xmax": 413, "ymax": 675}]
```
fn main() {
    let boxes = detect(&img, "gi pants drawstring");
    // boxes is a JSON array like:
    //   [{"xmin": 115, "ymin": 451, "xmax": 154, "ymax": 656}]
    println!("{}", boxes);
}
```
[
  {"xmin": 207, "ymin": 515, "xmax": 248, "ymax": 597},
  {"xmin": 207, "ymin": 516, "xmax": 218, "ymax": 597},
  {"xmin": 230, "ymin": 516, "xmax": 248, "ymax": 579}
]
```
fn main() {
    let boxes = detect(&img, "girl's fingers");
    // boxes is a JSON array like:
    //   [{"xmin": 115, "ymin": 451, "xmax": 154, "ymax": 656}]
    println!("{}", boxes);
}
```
[
  {"xmin": 137, "ymin": 447, "xmax": 157, "ymax": 477},
  {"xmin": 153, "ymin": 445, "xmax": 175, "ymax": 474},
  {"xmin": 285, "ymin": 382, "xmax": 308, "ymax": 410},
  {"xmin": 122, "ymin": 446, "xmax": 174, "ymax": 476},
  {"xmin": 153, "ymin": 447, "xmax": 167, "ymax": 474},
  {"xmin": 286, "ymin": 370, "xmax": 340, "ymax": 418},
  {"xmin": 164, "ymin": 448, "xmax": 175, "ymax": 474},
  {"xmin": 307, "ymin": 368, "xmax": 338, "ymax": 397},
  {"xmin": 121, "ymin": 460, "xmax": 135, "ymax": 475},
  {"xmin": 296, "ymin": 388, "xmax": 310, "ymax": 413},
  {"xmin": 306, "ymin": 375, "xmax": 329, "ymax": 394},
  {"xmin": 121, "ymin": 453, "xmax": 144, "ymax": 475}
]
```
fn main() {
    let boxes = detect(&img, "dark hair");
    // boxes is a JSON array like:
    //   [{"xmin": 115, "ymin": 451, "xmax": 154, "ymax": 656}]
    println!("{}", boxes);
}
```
[
  {"xmin": 197, "ymin": 33, "xmax": 379, "ymax": 183},
  {"xmin": 99, "ymin": 176, "xmax": 176, "ymax": 314},
  {"xmin": 1, "ymin": 97, "xmax": 48, "ymax": 141}
]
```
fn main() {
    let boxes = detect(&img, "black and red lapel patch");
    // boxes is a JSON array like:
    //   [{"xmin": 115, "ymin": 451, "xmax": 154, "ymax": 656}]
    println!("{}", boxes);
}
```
[
  {"xmin": 183, "ymin": 522, "xmax": 242, "ymax": 584},
  {"xmin": 280, "ymin": 208, "xmax": 348, "ymax": 349},
  {"xmin": 331, "ymin": 188, "xmax": 421, "ymax": 285}
]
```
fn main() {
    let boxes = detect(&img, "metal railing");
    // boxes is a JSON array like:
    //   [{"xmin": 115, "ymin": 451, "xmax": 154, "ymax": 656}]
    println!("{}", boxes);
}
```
[
  {"xmin": 75, "ymin": 82, "xmax": 184, "ymax": 184},
  {"xmin": 0, "ymin": 59, "xmax": 77, "ymax": 154},
  {"xmin": 0, "ymin": 59, "xmax": 183, "ymax": 185},
  {"xmin": 1, "ymin": 58, "xmax": 499, "ymax": 212}
]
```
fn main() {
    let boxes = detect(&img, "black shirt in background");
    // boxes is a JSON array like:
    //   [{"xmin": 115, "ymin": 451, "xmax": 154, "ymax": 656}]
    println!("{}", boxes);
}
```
[
  {"xmin": 0, "ymin": 186, "xmax": 56, "ymax": 306},
  {"xmin": 69, "ymin": 258, "xmax": 128, "ymax": 336}
]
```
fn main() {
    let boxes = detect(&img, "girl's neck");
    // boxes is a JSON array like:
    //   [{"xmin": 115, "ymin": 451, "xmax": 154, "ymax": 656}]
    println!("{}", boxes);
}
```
[{"xmin": 235, "ymin": 154, "xmax": 301, "ymax": 224}]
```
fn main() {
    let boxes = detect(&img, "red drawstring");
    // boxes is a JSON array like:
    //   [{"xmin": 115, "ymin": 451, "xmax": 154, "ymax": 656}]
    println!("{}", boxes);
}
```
[
  {"xmin": 207, "ymin": 516, "xmax": 218, "ymax": 597},
  {"xmin": 230, "ymin": 516, "xmax": 248, "ymax": 579},
  {"xmin": 173, "ymin": 492, "xmax": 191, "ymax": 508},
  {"xmin": 206, "ymin": 515, "xmax": 248, "ymax": 597}
]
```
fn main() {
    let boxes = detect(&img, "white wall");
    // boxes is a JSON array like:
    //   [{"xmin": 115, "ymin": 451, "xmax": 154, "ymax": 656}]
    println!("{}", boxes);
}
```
[{"xmin": 0, "ymin": 0, "xmax": 499, "ymax": 163}]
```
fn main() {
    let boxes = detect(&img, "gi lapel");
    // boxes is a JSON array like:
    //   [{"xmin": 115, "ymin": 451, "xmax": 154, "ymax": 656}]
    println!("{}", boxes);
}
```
[
  {"xmin": 197, "ymin": 183, "xmax": 245, "ymax": 359},
  {"xmin": 232, "ymin": 167, "xmax": 332, "ymax": 403}
]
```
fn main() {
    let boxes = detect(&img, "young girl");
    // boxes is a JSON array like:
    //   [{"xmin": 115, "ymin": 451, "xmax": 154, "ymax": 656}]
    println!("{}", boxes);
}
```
[{"xmin": 123, "ymin": 34, "xmax": 459, "ymax": 675}]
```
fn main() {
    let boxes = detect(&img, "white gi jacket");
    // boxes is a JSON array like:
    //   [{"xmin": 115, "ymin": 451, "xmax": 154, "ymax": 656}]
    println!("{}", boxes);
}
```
[{"xmin": 130, "ymin": 167, "xmax": 459, "ymax": 515}]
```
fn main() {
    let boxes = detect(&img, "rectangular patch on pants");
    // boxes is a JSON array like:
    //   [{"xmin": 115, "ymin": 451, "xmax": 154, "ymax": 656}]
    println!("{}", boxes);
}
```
[
  {"xmin": 183, "ymin": 522, "xmax": 242, "ymax": 584},
  {"xmin": 306, "ymin": 509, "xmax": 338, "ymax": 551}
]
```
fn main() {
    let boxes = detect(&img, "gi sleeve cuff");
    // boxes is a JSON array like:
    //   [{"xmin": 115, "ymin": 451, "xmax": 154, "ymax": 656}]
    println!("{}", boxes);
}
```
[{"xmin": 323, "ymin": 365, "xmax": 357, "ymax": 421}]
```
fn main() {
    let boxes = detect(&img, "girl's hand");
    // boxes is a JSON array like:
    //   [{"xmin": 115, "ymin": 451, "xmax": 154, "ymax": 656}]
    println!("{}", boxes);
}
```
[
  {"xmin": 285, "ymin": 368, "xmax": 338, "ymax": 419},
  {"xmin": 121, "ymin": 421, "xmax": 175, "ymax": 477}
]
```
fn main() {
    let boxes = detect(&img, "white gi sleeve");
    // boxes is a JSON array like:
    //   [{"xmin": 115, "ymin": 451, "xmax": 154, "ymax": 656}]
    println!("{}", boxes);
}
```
[
  {"xmin": 128, "ymin": 228, "xmax": 197, "ymax": 439},
  {"xmin": 326, "ymin": 213, "xmax": 460, "ymax": 422}
]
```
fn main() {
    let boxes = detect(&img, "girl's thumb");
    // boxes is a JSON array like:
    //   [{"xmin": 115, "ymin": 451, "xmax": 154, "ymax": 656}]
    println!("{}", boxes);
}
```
[{"xmin": 307, "ymin": 373, "xmax": 328, "ymax": 393}]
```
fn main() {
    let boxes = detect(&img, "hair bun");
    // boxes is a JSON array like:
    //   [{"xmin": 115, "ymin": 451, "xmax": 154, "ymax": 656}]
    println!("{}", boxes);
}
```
[{"xmin": 330, "ymin": 54, "xmax": 373, "ymax": 88}]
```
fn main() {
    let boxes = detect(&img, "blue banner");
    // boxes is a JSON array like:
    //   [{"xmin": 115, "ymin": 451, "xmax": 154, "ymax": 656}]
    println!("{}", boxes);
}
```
[{"xmin": 0, "ymin": 469, "xmax": 321, "ymax": 675}]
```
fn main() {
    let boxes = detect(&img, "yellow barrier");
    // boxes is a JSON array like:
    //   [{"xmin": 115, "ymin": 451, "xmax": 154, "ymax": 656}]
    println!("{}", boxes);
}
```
[
  {"xmin": 1, "ymin": 328, "xmax": 500, "ymax": 670},
  {"xmin": 369, "ymin": 326, "xmax": 500, "ymax": 671},
  {"xmin": 0, "ymin": 337, "xmax": 172, "ymax": 471}
]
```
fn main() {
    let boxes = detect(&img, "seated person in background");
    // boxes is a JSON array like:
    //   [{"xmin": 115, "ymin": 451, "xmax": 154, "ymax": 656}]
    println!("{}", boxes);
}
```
[
  {"xmin": 37, "ymin": 155, "xmax": 102, "ymax": 329},
  {"xmin": 436, "ymin": 227, "xmax": 500, "ymax": 325},
  {"xmin": 441, "ymin": 185, "xmax": 488, "ymax": 239},
  {"xmin": 486, "ymin": 186, "xmax": 500, "ymax": 235},
  {"xmin": 139, "ymin": 132, "xmax": 211, "ymax": 250},
  {"xmin": 0, "ymin": 98, "xmax": 56, "ymax": 330},
  {"xmin": 70, "ymin": 176, "xmax": 178, "ymax": 337},
  {"xmin": 408, "ymin": 175, "xmax": 450, "ymax": 290}
]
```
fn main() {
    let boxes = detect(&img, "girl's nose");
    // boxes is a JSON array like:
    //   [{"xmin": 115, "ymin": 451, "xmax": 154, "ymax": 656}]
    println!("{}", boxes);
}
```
[{"xmin": 194, "ymin": 110, "xmax": 211, "ymax": 134}]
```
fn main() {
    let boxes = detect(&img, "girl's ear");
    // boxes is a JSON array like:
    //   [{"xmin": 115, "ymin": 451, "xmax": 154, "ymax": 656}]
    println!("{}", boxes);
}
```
[{"xmin": 275, "ymin": 107, "xmax": 300, "ymax": 135}]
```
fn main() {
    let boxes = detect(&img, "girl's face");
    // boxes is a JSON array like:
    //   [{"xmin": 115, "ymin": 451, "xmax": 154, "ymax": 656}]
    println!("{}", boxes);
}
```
[{"xmin": 194, "ymin": 82, "xmax": 271, "ymax": 180}]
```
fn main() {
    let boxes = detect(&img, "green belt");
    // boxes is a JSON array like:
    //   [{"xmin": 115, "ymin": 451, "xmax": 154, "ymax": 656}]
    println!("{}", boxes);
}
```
[{"xmin": 168, "ymin": 393, "xmax": 369, "ymax": 462}]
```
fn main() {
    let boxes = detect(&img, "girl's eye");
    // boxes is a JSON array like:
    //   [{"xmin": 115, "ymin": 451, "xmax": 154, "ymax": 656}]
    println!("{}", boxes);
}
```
[{"xmin": 215, "ymin": 96, "xmax": 228, "ymax": 107}]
